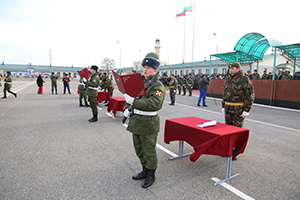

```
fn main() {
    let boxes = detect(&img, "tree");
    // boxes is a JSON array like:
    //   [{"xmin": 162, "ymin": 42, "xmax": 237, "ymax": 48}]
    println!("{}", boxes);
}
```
[{"xmin": 101, "ymin": 58, "xmax": 116, "ymax": 74}]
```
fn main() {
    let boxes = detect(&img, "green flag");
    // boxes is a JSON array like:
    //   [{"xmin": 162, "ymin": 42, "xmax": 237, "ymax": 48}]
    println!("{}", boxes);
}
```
[{"xmin": 183, "ymin": 5, "xmax": 193, "ymax": 12}]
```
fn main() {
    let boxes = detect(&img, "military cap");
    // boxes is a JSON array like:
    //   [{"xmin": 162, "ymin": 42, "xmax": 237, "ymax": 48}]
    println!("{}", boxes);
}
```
[
  {"xmin": 230, "ymin": 62, "xmax": 241, "ymax": 68},
  {"xmin": 132, "ymin": 69, "xmax": 137, "ymax": 73},
  {"xmin": 142, "ymin": 52, "xmax": 160, "ymax": 69},
  {"xmin": 91, "ymin": 65, "xmax": 98, "ymax": 71},
  {"xmin": 171, "ymin": 74, "xmax": 175, "ymax": 76},
  {"xmin": 254, "ymin": 69, "xmax": 257, "ymax": 72}
]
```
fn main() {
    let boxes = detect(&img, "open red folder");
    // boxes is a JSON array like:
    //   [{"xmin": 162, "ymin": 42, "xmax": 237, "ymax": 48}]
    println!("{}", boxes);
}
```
[
  {"xmin": 77, "ymin": 68, "xmax": 90, "ymax": 79},
  {"xmin": 112, "ymin": 70, "xmax": 146, "ymax": 97}
]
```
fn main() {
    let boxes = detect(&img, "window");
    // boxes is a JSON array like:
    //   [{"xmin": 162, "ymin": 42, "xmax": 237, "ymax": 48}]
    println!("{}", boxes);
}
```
[
  {"xmin": 186, "ymin": 70, "xmax": 189, "ymax": 75},
  {"xmin": 180, "ymin": 70, "xmax": 183, "ymax": 76},
  {"xmin": 192, "ymin": 69, "xmax": 195, "ymax": 75},
  {"xmin": 205, "ymin": 69, "xmax": 209, "ymax": 74},
  {"xmin": 222, "ymin": 68, "xmax": 227, "ymax": 74},
  {"xmin": 175, "ymin": 70, "xmax": 177, "ymax": 76},
  {"xmin": 213, "ymin": 68, "xmax": 218, "ymax": 74},
  {"xmin": 198, "ymin": 69, "xmax": 202, "ymax": 74}
]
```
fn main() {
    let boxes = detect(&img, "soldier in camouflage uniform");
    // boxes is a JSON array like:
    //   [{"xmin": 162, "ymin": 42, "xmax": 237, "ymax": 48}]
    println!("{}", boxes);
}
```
[
  {"xmin": 50, "ymin": 72, "xmax": 58, "ymax": 94},
  {"xmin": 182, "ymin": 76, "xmax": 187, "ymax": 95},
  {"xmin": 82, "ymin": 65, "xmax": 100, "ymax": 122},
  {"xmin": 2, "ymin": 71, "xmax": 17, "ymax": 99},
  {"xmin": 261, "ymin": 70, "xmax": 269, "ymax": 79},
  {"xmin": 222, "ymin": 62, "xmax": 254, "ymax": 160},
  {"xmin": 169, "ymin": 74, "xmax": 177, "ymax": 105},
  {"xmin": 123, "ymin": 52, "xmax": 165, "ymax": 188},
  {"xmin": 281, "ymin": 71, "xmax": 292, "ymax": 80},
  {"xmin": 177, "ymin": 77, "xmax": 182, "ymax": 95},
  {"xmin": 78, "ymin": 79, "xmax": 89, "ymax": 107},
  {"xmin": 187, "ymin": 77, "xmax": 194, "ymax": 96},
  {"xmin": 101, "ymin": 74, "xmax": 114, "ymax": 97},
  {"xmin": 251, "ymin": 69, "xmax": 260, "ymax": 80}
]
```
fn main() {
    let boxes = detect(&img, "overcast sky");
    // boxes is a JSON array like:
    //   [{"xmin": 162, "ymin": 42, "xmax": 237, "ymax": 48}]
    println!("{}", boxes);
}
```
[{"xmin": 0, "ymin": 0, "xmax": 299, "ymax": 68}]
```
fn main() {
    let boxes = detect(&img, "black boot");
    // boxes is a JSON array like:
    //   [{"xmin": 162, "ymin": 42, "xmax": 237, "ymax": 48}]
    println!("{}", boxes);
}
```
[
  {"xmin": 79, "ymin": 102, "xmax": 84, "ymax": 107},
  {"xmin": 132, "ymin": 166, "xmax": 147, "ymax": 180},
  {"xmin": 169, "ymin": 101, "xmax": 175, "ymax": 106},
  {"xmin": 14, "ymin": 93, "xmax": 17, "ymax": 98},
  {"xmin": 84, "ymin": 100, "xmax": 90, "ymax": 107},
  {"xmin": 142, "ymin": 169, "xmax": 155, "ymax": 188},
  {"xmin": 2, "ymin": 96, "xmax": 7, "ymax": 99},
  {"xmin": 88, "ymin": 115, "xmax": 98, "ymax": 122}
]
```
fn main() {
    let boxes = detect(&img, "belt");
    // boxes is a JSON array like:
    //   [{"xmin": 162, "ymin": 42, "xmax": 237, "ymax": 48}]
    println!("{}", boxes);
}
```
[
  {"xmin": 225, "ymin": 102, "xmax": 244, "ymax": 106},
  {"xmin": 79, "ymin": 83, "xmax": 85, "ymax": 86},
  {"xmin": 169, "ymin": 86, "xmax": 175, "ymax": 88},
  {"xmin": 134, "ymin": 109, "xmax": 157, "ymax": 116},
  {"xmin": 88, "ymin": 86, "xmax": 98, "ymax": 90},
  {"xmin": 4, "ymin": 82, "xmax": 12, "ymax": 84}
]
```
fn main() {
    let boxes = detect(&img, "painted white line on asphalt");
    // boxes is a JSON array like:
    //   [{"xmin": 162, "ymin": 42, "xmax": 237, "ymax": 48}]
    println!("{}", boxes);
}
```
[
  {"xmin": 171, "ymin": 101, "xmax": 300, "ymax": 133},
  {"xmin": 211, "ymin": 177, "xmax": 255, "ymax": 200}
]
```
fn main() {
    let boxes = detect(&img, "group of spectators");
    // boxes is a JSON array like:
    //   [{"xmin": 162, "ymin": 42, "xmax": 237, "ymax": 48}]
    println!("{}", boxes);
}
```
[{"xmin": 247, "ymin": 70, "xmax": 300, "ymax": 80}]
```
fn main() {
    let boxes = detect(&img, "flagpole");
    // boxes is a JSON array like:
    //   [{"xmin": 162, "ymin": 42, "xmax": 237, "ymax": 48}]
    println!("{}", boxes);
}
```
[
  {"xmin": 183, "ymin": 13, "xmax": 186, "ymax": 76},
  {"xmin": 191, "ymin": 1, "xmax": 196, "ymax": 76}
]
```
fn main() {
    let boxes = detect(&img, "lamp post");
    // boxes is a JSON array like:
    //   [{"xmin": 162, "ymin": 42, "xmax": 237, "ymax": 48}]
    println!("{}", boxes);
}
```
[
  {"xmin": 116, "ymin": 41, "xmax": 121, "ymax": 69},
  {"xmin": 87, "ymin": 57, "xmax": 89, "ymax": 68},
  {"xmin": 213, "ymin": 33, "xmax": 218, "ymax": 72}
]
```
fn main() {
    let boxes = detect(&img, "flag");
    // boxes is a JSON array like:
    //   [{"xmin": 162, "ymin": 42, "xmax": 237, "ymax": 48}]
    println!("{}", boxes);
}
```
[
  {"xmin": 176, "ymin": 11, "xmax": 185, "ymax": 17},
  {"xmin": 183, "ymin": 5, "xmax": 193, "ymax": 12}
]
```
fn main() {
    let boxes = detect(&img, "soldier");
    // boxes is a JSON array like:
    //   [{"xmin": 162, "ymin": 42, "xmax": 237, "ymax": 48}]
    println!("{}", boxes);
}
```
[
  {"xmin": 82, "ymin": 65, "xmax": 100, "ymax": 122},
  {"xmin": 293, "ymin": 71, "xmax": 300, "ymax": 80},
  {"xmin": 50, "ymin": 72, "xmax": 58, "ymax": 94},
  {"xmin": 222, "ymin": 62, "xmax": 254, "ymax": 160},
  {"xmin": 78, "ymin": 78, "xmax": 89, "ymax": 107},
  {"xmin": 182, "ymin": 76, "xmax": 187, "ymax": 96},
  {"xmin": 0, "ymin": 74, "xmax": 2, "ymax": 87},
  {"xmin": 123, "ymin": 52, "xmax": 165, "ymax": 188},
  {"xmin": 2, "ymin": 71, "xmax": 17, "ymax": 99},
  {"xmin": 187, "ymin": 77, "xmax": 194, "ymax": 96},
  {"xmin": 131, "ymin": 69, "xmax": 137, "ymax": 74},
  {"xmin": 281, "ymin": 71, "xmax": 292, "ymax": 80},
  {"xmin": 261, "ymin": 70, "xmax": 269, "ymax": 79},
  {"xmin": 251, "ymin": 69, "xmax": 260, "ymax": 80},
  {"xmin": 101, "ymin": 74, "xmax": 114, "ymax": 97},
  {"xmin": 268, "ymin": 72, "xmax": 278, "ymax": 80},
  {"xmin": 169, "ymin": 74, "xmax": 177, "ymax": 105},
  {"xmin": 177, "ymin": 76, "xmax": 182, "ymax": 95}
]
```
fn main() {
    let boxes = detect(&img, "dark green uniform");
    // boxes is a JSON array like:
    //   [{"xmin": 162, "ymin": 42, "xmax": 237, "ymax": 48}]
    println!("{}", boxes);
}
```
[
  {"xmin": 169, "ymin": 77, "xmax": 177, "ymax": 105},
  {"xmin": 50, "ymin": 74, "xmax": 58, "ymax": 94},
  {"xmin": 281, "ymin": 73, "xmax": 292, "ymax": 80},
  {"xmin": 86, "ymin": 73, "xmax": 100, "ymax": 116},
  {"xmin": 261, "ymin": 73, "xmax": 269, "ymax": 79},
  {"xmin": 102, "ymin": 76, "xmax": 114, "ymax": 97},
  {"xmin": 2, "ymin": 74, "xmax": 17, "ymax": 98},
  {"xmin": 124, "ymin": 75, "xmax": 165, "ymax": 170},
  {"xmin": 187, "ymin": 78, "xmax": 194, "ymax": 96},
  {"xmin": 177, "ymin": 78, "xmax": 182, "ymax": 95},
  {"xmin": 78, "ymin": 79, "xmax": 88, "ymax": 106},
  {"xmin": 222, "ymin": 70, "xmax": 254, "ymax": 127},
  {"xmin": 251, "ymin": 73, "xmax": 260, "ymax": 80},
  {"xmin": 182, "ymin": 78, "xmax": 187, "ymax": 95}
]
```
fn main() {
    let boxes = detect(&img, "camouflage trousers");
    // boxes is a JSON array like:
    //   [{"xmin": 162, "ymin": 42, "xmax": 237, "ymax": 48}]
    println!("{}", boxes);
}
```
[
  {"xmin": 51, "ymin": 83, "xmax": 57, "ymax": 93},
  {"xmin": 169, "ymin": 88, "xmax": 176, "ymax": 102},
  {"xmin": 182, "ymin": 87, "xmax": 186, "ymax": 95},
  {"xmin": 108, "ymin": 87, "xmax": 114, "ymax": 97},
  {"xmin": 132, "ymin": 133, "xmax": 158, "ymax": 170},
  {"xmin": 178, "ymin": 87, "xmax": 181, "ymax": 94},
  {"xmin": 188, "ymin": 87, "xmax": 193, "ymax": 96},
  {"xmin": 225, "ymin": 111, "xmax": 245, "ymax": 128},
  {"xmin": 88, "ymin": 96, "xmax": 98, "ymax": 115},
  {"xmin": 3, "ymin": 85, "xmax": 14, "ymax": 96},
  {"xmin": 79, "ymin": 89, "xmax": 87, "ymax": 103}
]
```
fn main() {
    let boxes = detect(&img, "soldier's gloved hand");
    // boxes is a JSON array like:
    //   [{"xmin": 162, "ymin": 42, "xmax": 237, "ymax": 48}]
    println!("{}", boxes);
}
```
[
  {"xmin": 241, "ymin": 111, "xmax": 249, "ymax": 118},
  {"xmin": 123, "ymin": 109, "xmax": 130, "ymax": 117},
  {"xmin": 221, "ymin": 108, "xmax": 225, "ymax": 115},
  {"xmin": 82, "ymin": 78, "xmax": 87, "ymax": 82},
  {"xmin": 124, "ymin": 93, "xmax": 134, "ymax": 105}
]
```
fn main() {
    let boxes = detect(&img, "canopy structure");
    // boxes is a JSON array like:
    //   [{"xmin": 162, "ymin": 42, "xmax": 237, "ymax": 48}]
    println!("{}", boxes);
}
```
[
  {"xmin": 272, "ymin": 43, "xmax": 300, "ymax": 78},
  {"xmin": 209, "ymin": 32, "xmax": 284, "ymax": 75}
]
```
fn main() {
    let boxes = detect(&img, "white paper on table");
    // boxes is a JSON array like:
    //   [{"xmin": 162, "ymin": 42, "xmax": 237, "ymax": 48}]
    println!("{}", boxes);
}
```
[{"xmin": 197, "ymin": 120, "xmax": 217, "ymax": 128}]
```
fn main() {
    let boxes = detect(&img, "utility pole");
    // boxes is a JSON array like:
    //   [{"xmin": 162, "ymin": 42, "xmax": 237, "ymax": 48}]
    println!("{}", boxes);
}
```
[{"xmin": 49, "ymin": 49, "xmax": 52, "ymax": 66}]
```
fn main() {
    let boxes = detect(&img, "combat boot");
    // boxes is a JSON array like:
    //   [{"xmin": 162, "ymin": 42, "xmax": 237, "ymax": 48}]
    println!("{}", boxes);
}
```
[
  {"xmin": 142, "ymin": 169, "xmax": 155, "ymax": 188},
  {"xmin": 132, "ymin": 166, "xmax": 147, "ymax": 180},
  {"xmin": 84, "ymin": 100, "xmax": 90, "ymax": 107},
  {"xmin": 169, "ymin": 101, "xmax": 175, "ymax": 106},
  {"xmin": 2, "ymin": 96, "xmax": 7, "ymax": 99},
  {"xmin": 79, "ymin": 101, "xmax": 84, "ymax": 107},
  {"xmin": 89, "ymin": 115, "xmax": 98, "ymax": 122},
  {"xmin": 14, "ymin": 93, "xmax": 17, "ymax": 98}
]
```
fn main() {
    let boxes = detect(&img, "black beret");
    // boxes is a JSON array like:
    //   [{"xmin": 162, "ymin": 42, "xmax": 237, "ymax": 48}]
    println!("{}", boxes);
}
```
[{"xmin": 91, "ymin": 65, "xmax": 98, "ymax": 71}]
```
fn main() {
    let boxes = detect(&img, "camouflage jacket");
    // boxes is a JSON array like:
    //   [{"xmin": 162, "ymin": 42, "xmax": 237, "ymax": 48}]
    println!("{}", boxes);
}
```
[
  {"xmin": 86, "ymin": 73, "xmax": 100, "ymax": 97},
  {"xmin": 4, "ymin": 75, "xmax": 12, "ymax": 89},
  {"xmin": 251, "ymin": 73, "xmax": 260, "ymax": 80},
  {"xmin": 50, "ymin": 75, "xmax": 58, "ymax": 83},
  {"xmin": 124, "ymin": 75, "xmax": 165, "ymax": 135},
  {"xmin": 187, "ymin": 79, "xmax": 194, "ymax": 88},
  {"xmin": 169, "ymin": 78, "xmax": 178, "ymax": 90},
  {"xmin": 78, "ymin": 79, "xmax": 86, "ymax": 90},
  {"xmin": 222, "ymin": 70, "xmax": 254, "ymax": 113}
]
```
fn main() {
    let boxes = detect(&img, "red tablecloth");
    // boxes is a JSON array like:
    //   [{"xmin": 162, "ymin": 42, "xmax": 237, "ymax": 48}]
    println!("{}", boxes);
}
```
[
  {"xmin": 107, "ymin": 97, "xmax": 126, "ymax": 117},
  {"xmin": 97, "ymin": 91, "xmax": 110, "ymax": 102},
  {"xmin": 164, "ymin": 117, "xmax": 249, "ymax": 162}
]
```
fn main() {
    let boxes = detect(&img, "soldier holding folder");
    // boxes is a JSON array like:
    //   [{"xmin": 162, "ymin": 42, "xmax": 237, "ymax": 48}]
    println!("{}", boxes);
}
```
[{"xmin": 123, "ymin": 52, "xmax": 165, "ymax": 188}]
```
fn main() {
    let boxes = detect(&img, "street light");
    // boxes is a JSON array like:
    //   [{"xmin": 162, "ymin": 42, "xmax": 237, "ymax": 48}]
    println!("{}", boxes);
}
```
[
  {"xmin": 116, "ymin": 41, "xmax": 121, "ymax": 68},
  {"xmin": 213, "ymin": 33, "xmax": 219, "ymax": 71}
]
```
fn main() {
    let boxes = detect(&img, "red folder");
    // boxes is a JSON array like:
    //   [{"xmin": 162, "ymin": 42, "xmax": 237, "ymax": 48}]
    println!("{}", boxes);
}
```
[
  {"xmin": 112, "ymin": 70, "xmax": 146, "ymax": 97},
  {"xmin": 77, "ymin": 68, "xmax": 90, "ymax": 79}
]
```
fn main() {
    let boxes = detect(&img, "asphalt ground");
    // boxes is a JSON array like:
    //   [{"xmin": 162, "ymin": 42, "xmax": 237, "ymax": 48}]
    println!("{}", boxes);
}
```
[{"xmin": 0, "ymin": 80, "xmax": 299, "ymax": 200}]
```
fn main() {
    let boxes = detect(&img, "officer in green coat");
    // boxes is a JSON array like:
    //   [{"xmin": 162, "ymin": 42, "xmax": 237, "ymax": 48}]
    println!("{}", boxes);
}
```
[
  {"xmin": 50, "ymin": 72, "xmax": 58, "ymax": 94},
  {"xmin": 123, "ymin": 52, "xmax": 165, "ymax": 188},
  {"xmin": 2, "ymin": 71, "xmax": 17, "ymax": 99},
  {"xmin": 82, "ymin": 65, "xmax": 100, "ymax": 122},
  {"xmin": 78, "ymin": 79, "xmax": 89, "ymax": 107},
  {"xmin": 222, "ymin": 62, "xmax": 254, "ymax": 159}
]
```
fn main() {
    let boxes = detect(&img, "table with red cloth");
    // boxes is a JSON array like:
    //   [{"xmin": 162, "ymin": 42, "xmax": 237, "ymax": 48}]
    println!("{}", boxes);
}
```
[
  {"xmin": 97, "ymin": 91, "xmax": 110, "ymax": 106},
  {"xmin": 164, "ymin": 116, "xmax": 249, "ymax": 185},
  {"xmin": 107, "ymin": 97, "xmax": 126, "ymax": 117}
]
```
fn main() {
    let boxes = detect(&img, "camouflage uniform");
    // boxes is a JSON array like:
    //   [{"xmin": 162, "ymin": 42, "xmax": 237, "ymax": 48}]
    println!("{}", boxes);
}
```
[
  {"xmin": 102, "ymin": 75, "xmax": 114, "ymax": 97},
  {"xmin": 222, "ymin": 70, "xmax": 254, "ymax": 128},
  {"xmin": 169, "ymin": 77, "xmax": 177, "ymax": 105},
  {"xmin": 50, "ymin": 74, "xmax": 58, "ymax": 94},
  {"xmin": 78, "ymin": 79, "xmax": 89, "ymax": 107},
  {"xmin": 2, "ymin": 73, "xmax": 17, "ymax": 98},
  {"xmin": 124, "ymin": 75, "xmax": 165, "ymax": 170},
  {"xmin": 177, "ymin": 78, "xmax": 182, "ymax": 95},
  {"xmin": 187, "ymin": 78, "xmax": 194, "ymax": 96},
  {"xmin": 261, "ymin": 72, "xmax": 269, "ymax": 79},
  {"xmin": 281, "ymin": 73, "xmax": 292, "ymax": 80},
  {"xmin": 86, "ymin": 72, "xmax": 100, "ymax": 117},
  {"xmin": 182, "ymin": 78, "xmax": 187, "ymax": 95},
  {"xmin": 251, "ymin": 73, "xmax": 260, "ymax": 80}
]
